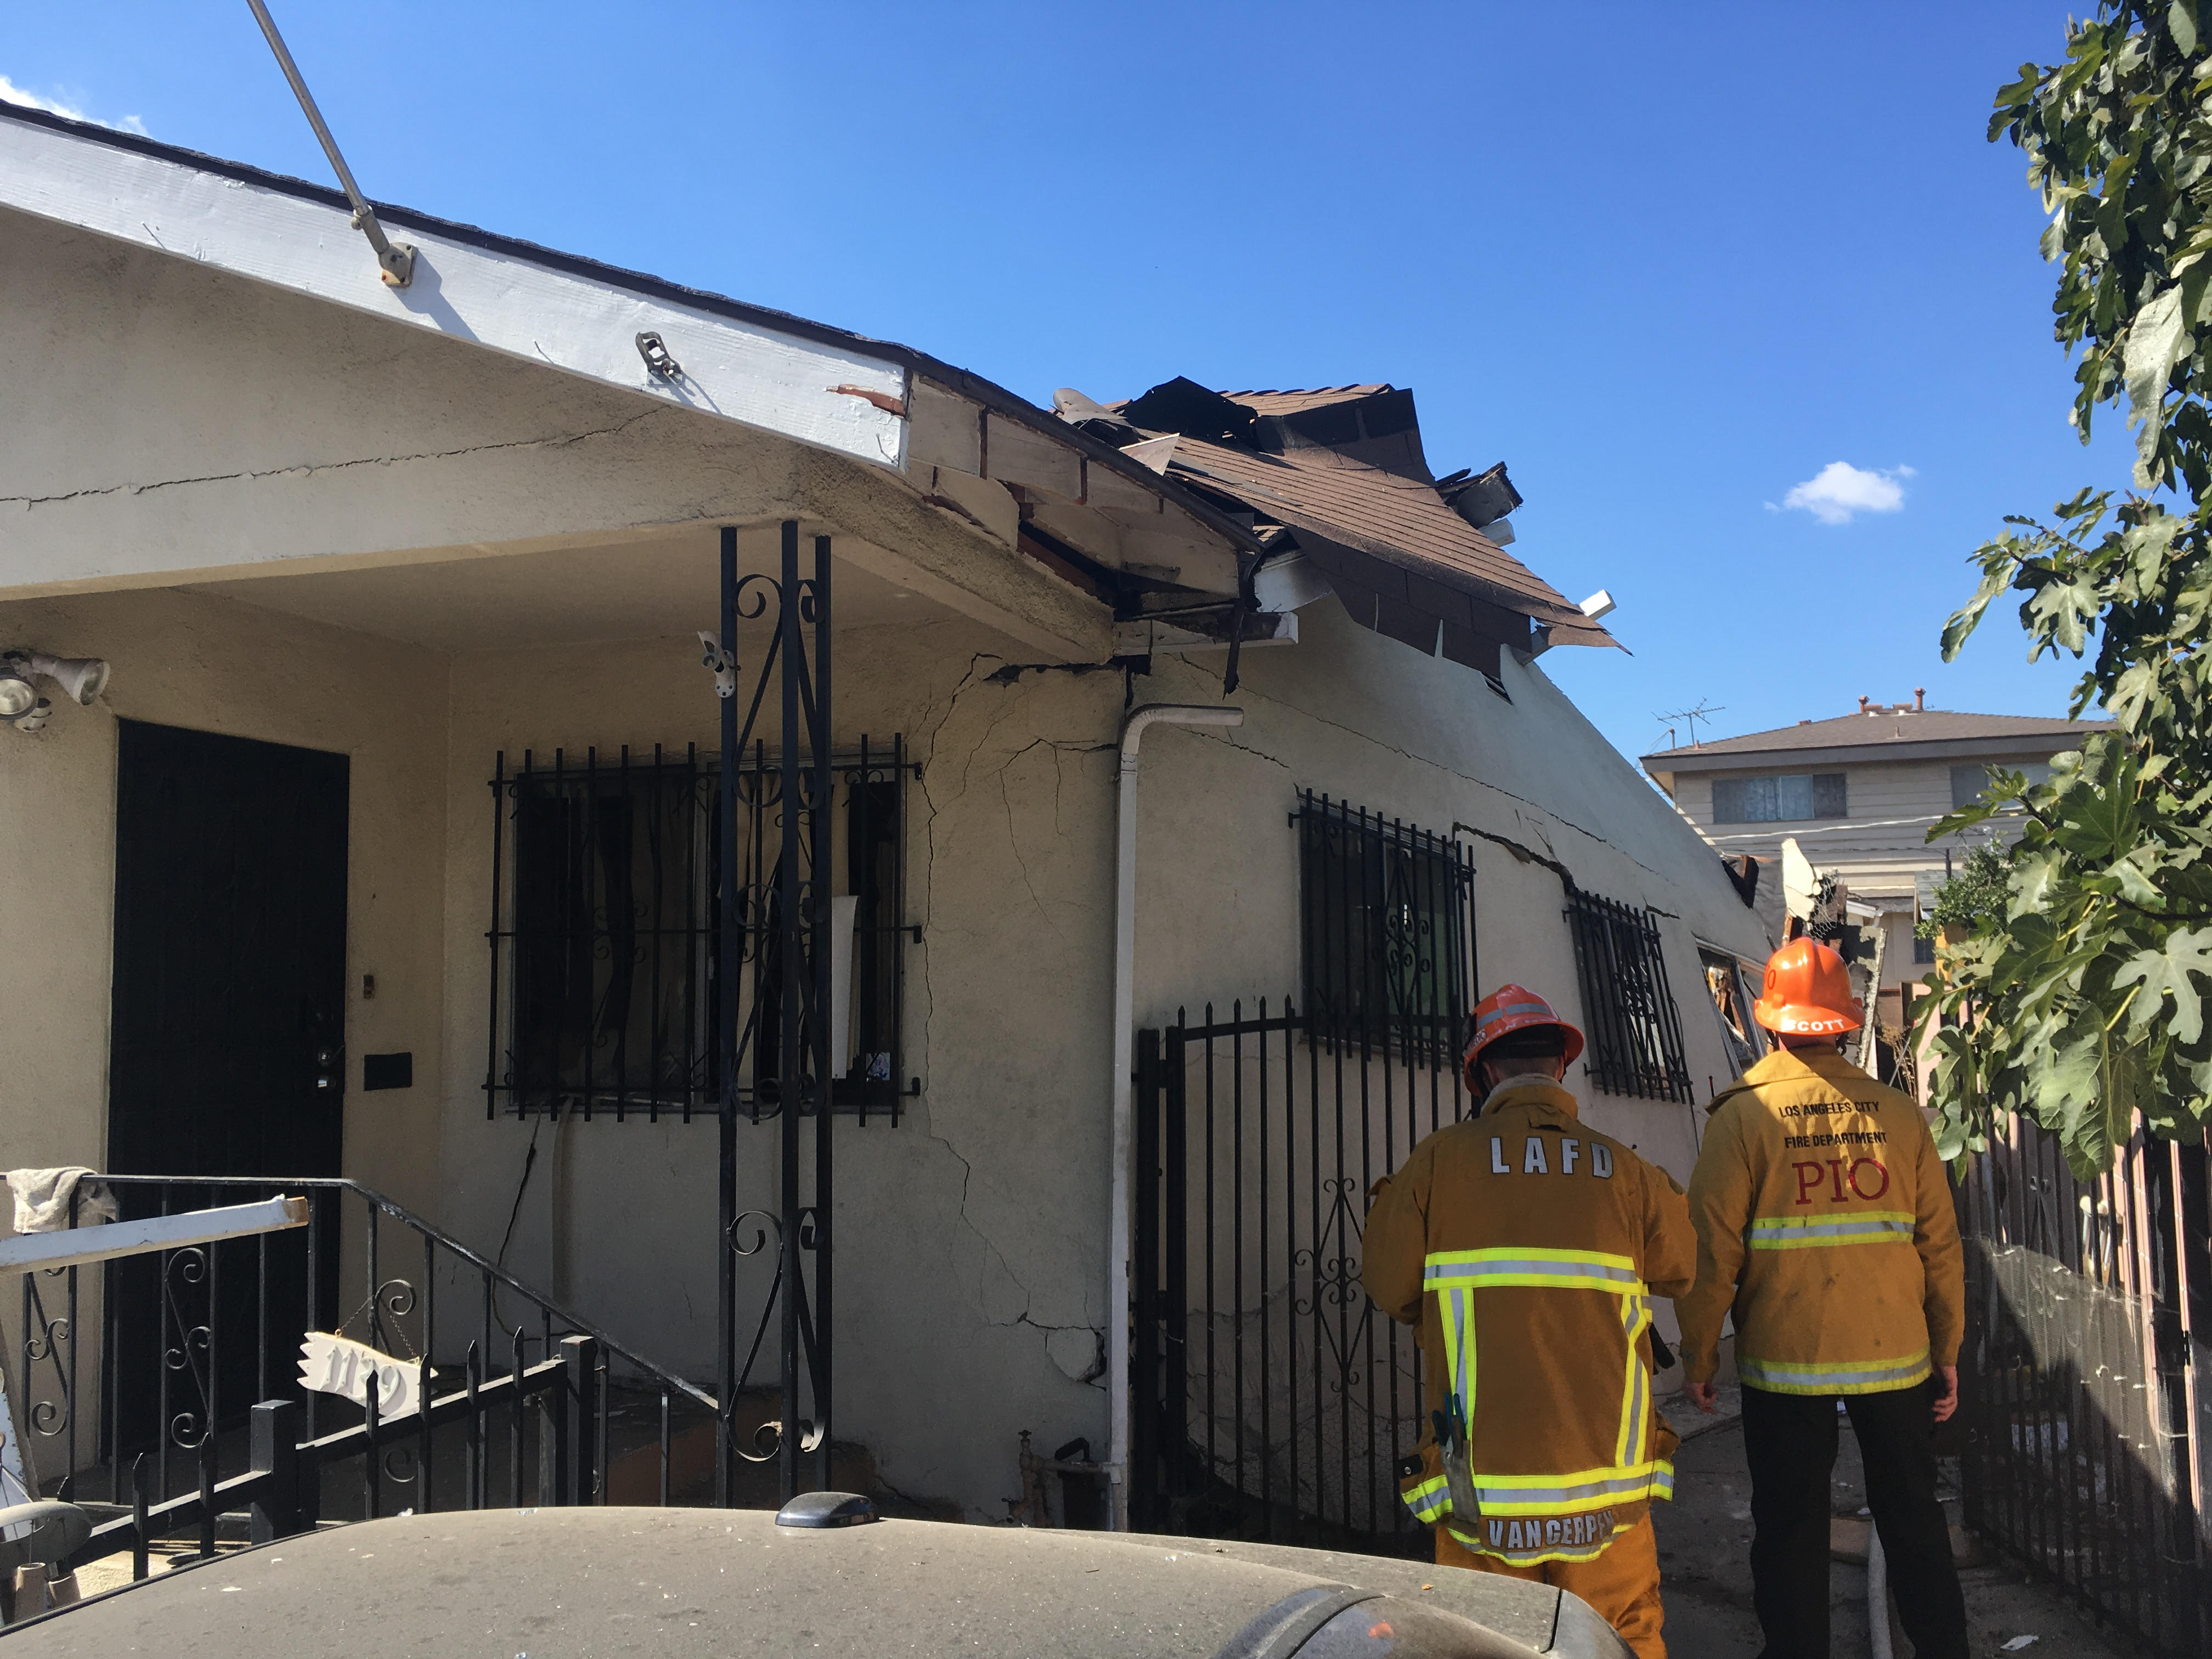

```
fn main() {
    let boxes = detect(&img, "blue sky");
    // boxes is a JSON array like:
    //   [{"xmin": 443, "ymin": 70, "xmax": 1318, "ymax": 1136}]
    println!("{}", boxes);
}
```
[{"xmin": 2, "ymin": 3, "xmax": 2127, "ymax": 772}]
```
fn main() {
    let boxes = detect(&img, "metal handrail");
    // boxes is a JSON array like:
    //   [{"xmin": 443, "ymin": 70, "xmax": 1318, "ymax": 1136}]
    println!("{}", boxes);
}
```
[{"xmin": 91, "ymin": 1174, "xmax": 714, "ymax": 1412}]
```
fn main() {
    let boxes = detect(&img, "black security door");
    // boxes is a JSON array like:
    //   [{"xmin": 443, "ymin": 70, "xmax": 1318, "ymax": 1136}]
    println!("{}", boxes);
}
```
[
  {"xmin": 106, "ymin": 720, "xmax": 348, "ymax": 1459},
  {"xmin": 108, "ymin": 721, "xmax": 349, "ymax": 1176}
]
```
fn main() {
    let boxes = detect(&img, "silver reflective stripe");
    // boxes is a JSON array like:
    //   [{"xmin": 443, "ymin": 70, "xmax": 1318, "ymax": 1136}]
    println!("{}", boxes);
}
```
[
  {"xmin": 1739, "ymin": 1353, "xmax": 1928, "ymax": 1390},
  {"xmin": 1475, "ymin": 1468, "xmax": 1663, "ymax": 1506},
  {"xmin": 1747, "ymin": 1217, "xmax": 1911, "ymax": 1242}
]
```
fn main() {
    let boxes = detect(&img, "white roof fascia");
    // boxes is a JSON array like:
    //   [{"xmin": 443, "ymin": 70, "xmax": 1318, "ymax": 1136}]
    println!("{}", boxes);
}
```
[{"xmin": 0, "ymin": 113, "xmax": 907, "ymax": 471}]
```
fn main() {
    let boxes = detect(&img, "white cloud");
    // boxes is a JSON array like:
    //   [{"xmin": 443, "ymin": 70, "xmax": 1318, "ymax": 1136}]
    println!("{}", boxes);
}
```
[
  {"xmin": 1778, "ymin": 460, "xmax": 1912, "ymax": 526},
  {"xmin": 1, "ymin": 74, "xmax": 146, "ymax": 135}
]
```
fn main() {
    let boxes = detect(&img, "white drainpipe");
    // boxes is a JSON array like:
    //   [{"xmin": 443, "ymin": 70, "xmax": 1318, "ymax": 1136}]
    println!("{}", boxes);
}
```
[{"xmin": 1108, "ymin": 701, "xmax": 1243, "ymax": 1528}]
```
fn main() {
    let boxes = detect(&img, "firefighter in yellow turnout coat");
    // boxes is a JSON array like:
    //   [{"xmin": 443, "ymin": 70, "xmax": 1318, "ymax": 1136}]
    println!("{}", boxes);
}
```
[
  {"xmin": 1678, "ymin": 939, "xmax": 1967, "ymax": 1659},
  {"xmin": 1365, "ymin": 986, "xmax": 1694, "ymax": 1659}
]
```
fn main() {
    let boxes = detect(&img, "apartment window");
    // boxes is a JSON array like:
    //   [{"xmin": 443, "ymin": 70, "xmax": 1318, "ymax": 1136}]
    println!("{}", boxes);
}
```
[
  {"xmin": 1564, "ymin": 888, "xmax": 1695, "ymax": 1102},
  {"xmin": 1711, "ymin": 773, "xmax": 1847, "ymax": 823},
  {"xmin": 487, "ymin": 738, "xmax": 912, "ymax": 1122},
  {"xmin": 1296, "ymin": 791, "xmax": 1475, "ymax": 1062},
  {"xmin": 1950, "ymin": 761, "xmax": 2051, "ymax": 809}
]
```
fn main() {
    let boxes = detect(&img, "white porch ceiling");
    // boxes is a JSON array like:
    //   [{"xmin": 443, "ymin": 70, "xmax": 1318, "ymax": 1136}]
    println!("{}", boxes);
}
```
[{"xmin": 184, "ymin": 529, "xmax": 934, "ymax": 653}]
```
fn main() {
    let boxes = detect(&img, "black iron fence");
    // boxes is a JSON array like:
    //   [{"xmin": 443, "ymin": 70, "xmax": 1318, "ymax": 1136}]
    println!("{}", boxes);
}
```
[
  {"xmin": 5, "ymin": 1177, "xmax": 718, "ymax": 1579},
  {"xmin": 1130, "ymin": 996, "xmax": 1471, "ymax": 1549},
  {"xmin": 1959, "ymin": 1116, "xmax": 2210, "ymax": 1655}
]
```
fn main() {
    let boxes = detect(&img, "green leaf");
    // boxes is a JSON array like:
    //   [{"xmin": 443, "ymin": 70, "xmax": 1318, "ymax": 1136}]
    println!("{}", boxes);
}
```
[
  {"xmin": 2123, "ymin": 285, "xmax": 2190, "ymax": 483},
  {"xmin": 2171, "ymin": 1, "xmax": 2199, "ymax": 57},
  {"xmin": 1941, "ymin": 557, "xmax": 2015, "ymax": 660},
  {"xmin": 2112, "ymin": 925, "xmax": 2212, "ymax": 1043}
]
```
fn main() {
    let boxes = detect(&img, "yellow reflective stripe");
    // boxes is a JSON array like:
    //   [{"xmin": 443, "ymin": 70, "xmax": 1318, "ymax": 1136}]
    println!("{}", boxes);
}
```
[
  {"xmin": 1426, "ymin": 1246, "xmax": 1640, "ymax": 1291},
  {"xmin": 1423, "ymin": 1247, "xmax": 1659, "ymax": 1505},
  {"xmin": 1400, "ymin": 1475, "xmax": 1450, "ymax": 1523},
  {"xmin": 1615, "ymin": 1293, "xmax": 1651, "ymax": 1471},
  {"xmin": 1739, "ymin": 1350, "xmax": 1930, "ymax": 1394},
  {"xmin": 1746, "ymin": 1212, "xmax": 1914, "ymax": 1251},
  {"xmin": 1434, "ymin": 1283, "xmax": 1477, "ymax": 1419}
]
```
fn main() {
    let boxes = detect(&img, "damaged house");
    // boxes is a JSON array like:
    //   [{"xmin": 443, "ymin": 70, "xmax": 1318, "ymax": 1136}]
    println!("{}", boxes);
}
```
[{"xmin": 0, "ymin": 99, "xmax": 1769, "ymax": 1550}]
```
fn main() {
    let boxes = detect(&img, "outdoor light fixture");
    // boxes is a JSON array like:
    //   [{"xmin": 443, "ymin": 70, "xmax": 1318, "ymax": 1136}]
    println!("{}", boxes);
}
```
[
  {"xmin": 1, "ymin": 650, "xmax": 112, "ymax": 733},
  {"xmin": 0, "ymin": 659, "xmax": 34, "ymax": 721}
]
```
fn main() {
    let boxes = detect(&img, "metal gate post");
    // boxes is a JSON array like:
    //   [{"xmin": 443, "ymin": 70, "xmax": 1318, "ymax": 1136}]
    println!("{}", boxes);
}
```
[
  {"xmin": 715, "ymin": 525, "xmax": 740, "ymax": 1507},
  {"xmin": 246, "ymin": 1399, "xmax": 303, "ymax": 1543},
  {"xmin": 778, "ymin": 517, "xmax": 804, "ymax": 1505},
  {"xmin": 810, "ymin": 532, "xmax": 835, "ymax": 1495},
  {"xmin": 561, "ymin": 1335, "xmax": 599, "ymax": 1506},
  {"xmin": 1131, "ymin": 1027, "xmax": 1161, "ymax": 1528},
  {"xmin": 1164, "ymin": 1020, "xmax": 1189, "ymax": 1520}
]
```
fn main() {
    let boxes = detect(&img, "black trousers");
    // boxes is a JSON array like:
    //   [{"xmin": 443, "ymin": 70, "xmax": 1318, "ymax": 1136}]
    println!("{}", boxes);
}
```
[{"xmin": 1739, "ymin": 1380, "xmax": 1967, "ymax": 1659}]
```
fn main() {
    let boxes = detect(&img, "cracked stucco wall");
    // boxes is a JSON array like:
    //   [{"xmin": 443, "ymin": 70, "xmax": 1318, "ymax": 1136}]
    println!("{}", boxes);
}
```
[
  {"xmin": 430, "ymin": 595, "xmax": 1771, "ymax": 1517},
  {"xmin": 435, "ymin": 614, "xmax": 1136, "ymax": 1520}
]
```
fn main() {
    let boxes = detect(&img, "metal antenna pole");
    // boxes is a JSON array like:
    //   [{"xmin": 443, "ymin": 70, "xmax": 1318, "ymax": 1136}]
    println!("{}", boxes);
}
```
[{"xmin": 242, "ymin": 0, "xmax": 415, "ymax": 287}]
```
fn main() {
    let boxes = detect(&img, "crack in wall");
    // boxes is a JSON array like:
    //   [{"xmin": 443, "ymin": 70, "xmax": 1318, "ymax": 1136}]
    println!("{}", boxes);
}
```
[
  {"xmin": 1181, "ymin": 667, "xmax": 1684, "ymax": 890},
  {"xmin": 2, "ymin": 408, "xmax": 667, "ymax": 509},
  {"xmin": 998, "ymin": 763, "xmax": 1057, "ymax": 937}
]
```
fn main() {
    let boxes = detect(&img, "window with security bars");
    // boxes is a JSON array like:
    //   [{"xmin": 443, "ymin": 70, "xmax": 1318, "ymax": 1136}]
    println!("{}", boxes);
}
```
[
  {"xmin": 485, "ymin": 737, "xmax": 912, "ymax": 1122},
  {"xmin": 1295, "ymin": 791, "xmax": 1475, "ymax": 1061},
  {"xmin": 1565, "ymin": 888, "xmax": 1695, "ymax": 1102}
]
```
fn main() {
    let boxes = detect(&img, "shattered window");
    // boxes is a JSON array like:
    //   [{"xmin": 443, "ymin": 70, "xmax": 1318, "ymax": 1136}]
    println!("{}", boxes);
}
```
[
  {"xmin": 1296, "ymin": 791, "xmax": 1475, "ymax": 1063},
  {"xmin": 1700, "ymin": 949, "xmax": 1767, "ymax": 1078}
]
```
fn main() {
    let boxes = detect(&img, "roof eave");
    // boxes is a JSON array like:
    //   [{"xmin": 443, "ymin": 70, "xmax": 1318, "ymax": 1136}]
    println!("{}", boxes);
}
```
[
  {"xmin": 0, "ymin": 99, "xmax": 1261, "ymax": 556},
  {"xmin": 1640, "ymin": 731, "xmax": 2106, "ymax": 774}
]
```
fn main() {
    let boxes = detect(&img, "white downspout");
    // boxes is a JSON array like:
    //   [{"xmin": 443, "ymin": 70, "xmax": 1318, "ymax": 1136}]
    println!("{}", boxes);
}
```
[{"xmin": 1108, "ymin": 701, "xmax": 1243, "ymax": 1530}]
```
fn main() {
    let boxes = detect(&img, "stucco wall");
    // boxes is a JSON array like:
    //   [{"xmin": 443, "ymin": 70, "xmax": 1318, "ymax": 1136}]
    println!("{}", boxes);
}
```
[
  {"xmin": 0, "ymin": 565, "xmax": 1774, "ymax": 1517},
  {"xmin": 411, "ymin": 591, "xmax": 1769, "ymax": 1516},
  {"xmin": 0, "ymin": 586, "xmax": 450, "ymax": 1212}
]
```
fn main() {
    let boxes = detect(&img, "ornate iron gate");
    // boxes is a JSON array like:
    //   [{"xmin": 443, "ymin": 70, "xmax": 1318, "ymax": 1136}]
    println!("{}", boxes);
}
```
[{"xmin": 1130, "ymin": 999, "xmax": 1475, "ymax": 1548}]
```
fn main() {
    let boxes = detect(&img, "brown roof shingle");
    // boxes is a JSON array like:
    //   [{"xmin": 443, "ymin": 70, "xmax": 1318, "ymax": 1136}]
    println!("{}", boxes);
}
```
[
  {"xmin": 1161, "ymin": 436, "xmax": 1607, "ymax": 639},
  {"xmin": 1218, "ymin": 386, "xmax": 1391, "ymax": 415}
]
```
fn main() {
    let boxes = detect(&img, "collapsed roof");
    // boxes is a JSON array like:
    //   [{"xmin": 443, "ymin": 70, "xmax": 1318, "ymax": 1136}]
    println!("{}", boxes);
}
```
[{"xmin": 1054, "ymin": 378, "xmax": 1617, "ymax": 683}]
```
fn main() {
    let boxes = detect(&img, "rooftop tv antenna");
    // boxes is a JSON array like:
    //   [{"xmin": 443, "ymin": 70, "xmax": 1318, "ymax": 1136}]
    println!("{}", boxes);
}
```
[
  {"xmin": 243, "ymin": 0, "xmax": 415, "ymax": 287},
  {"xmin": 1656, "ymin": 699, "xmax": 1724, "ymax": 749}
]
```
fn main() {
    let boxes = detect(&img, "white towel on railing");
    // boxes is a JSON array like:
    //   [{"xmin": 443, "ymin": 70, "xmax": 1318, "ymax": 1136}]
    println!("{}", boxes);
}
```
[{"xmin": 3, "ymin": 1168, "xmax": 118, "ymax": 1234}]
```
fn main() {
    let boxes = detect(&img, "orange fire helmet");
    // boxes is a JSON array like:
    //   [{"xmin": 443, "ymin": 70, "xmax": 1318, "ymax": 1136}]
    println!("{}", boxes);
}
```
[
  {"xmin": 1462, "ymin": 984, "xmax": 1586, "ymax": 1090},
  {"xmin": 1751, "ymin": 938, "xmax": 1863, "ymax": 1035}
]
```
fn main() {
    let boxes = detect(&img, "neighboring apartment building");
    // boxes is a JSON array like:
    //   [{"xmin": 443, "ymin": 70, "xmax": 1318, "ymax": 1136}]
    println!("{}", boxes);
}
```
[{"xmin": 1640, "ymin": 696, "xmax": 2111, "ymax": 1082}]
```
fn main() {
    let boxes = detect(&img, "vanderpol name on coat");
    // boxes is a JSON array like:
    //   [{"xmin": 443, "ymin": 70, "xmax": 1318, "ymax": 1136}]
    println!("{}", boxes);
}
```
[{"xmin": 1474, "ymin": 1511, "xmax": 1621, "ymax": 1551}]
